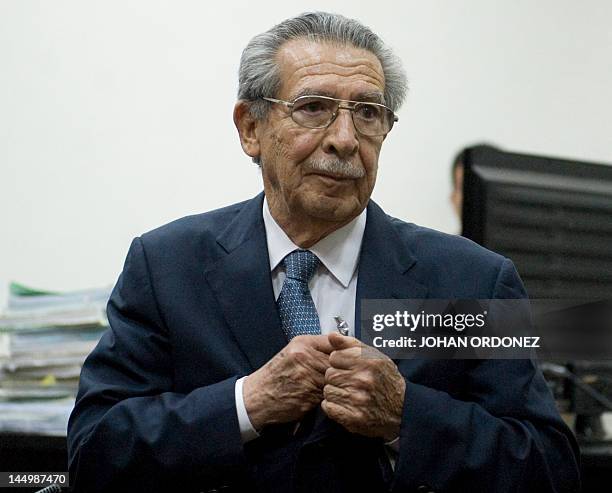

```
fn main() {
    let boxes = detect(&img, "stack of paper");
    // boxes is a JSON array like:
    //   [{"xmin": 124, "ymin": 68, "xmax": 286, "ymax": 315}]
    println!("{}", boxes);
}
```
[{"xmin": 0, "ymin": 282, "xmax": 111, "ymax": 435}]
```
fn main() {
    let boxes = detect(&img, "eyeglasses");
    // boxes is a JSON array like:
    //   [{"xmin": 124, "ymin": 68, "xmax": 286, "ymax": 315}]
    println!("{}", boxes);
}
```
[{"xmin": 261, "ymin": 95, "xmax": 398, "ymax": 137}]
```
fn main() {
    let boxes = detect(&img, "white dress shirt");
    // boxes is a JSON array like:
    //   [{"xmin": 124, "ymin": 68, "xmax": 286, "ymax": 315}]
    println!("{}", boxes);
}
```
[{"xmin": 234, "ymin": 198, "xmax": 366, "ymax": 443}]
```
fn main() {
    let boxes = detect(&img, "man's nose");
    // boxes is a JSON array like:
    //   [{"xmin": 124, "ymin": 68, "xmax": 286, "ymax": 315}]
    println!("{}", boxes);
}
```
[{"xmin": 321, "ymin": 110, "xmax": 359, "ymax": 158}]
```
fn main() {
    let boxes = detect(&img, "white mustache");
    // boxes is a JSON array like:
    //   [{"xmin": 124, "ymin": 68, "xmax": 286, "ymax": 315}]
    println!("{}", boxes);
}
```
[{"xmin": 305, "ymin": 158, "xmax": 365, "ymax": 179}]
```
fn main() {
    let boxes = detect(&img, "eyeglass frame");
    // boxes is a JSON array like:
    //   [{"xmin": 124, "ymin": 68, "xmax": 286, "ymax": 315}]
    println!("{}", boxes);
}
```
[{"xmin": 260, "ymin": 94, "xmax": 399, "ymax": 137}]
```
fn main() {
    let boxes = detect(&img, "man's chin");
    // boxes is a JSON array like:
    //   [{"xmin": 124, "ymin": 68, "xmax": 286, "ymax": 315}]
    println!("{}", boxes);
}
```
[{"xmin": 299, "ymin": 194, "xmax": 363, "ymax": 223}]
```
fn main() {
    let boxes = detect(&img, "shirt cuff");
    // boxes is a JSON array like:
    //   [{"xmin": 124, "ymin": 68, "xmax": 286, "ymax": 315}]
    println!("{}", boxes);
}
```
[{"xmin": 235, "ymin": 376, "xmax": 260, "ymax": 444}]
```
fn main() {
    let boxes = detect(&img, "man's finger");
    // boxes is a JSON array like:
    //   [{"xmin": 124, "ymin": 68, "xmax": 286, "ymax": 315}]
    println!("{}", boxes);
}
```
[
  {"xmin": 329, "ymin": 346, "xmax": 362, "ymax": 369},
  {"xmin": 304, "ymin": 351, "xmax": 330, "ymax": 374},
  {"xmin": 328, "ymin": 332, "xmax": 361, "ymax": 350},
  {"xmin": 324, "ymin": 366, "xmax": 348, "ymax": 385},
  {"xmin": 323, "ymin": 383, "xmax": 351, "ymax": 403},
  {"xmin": 321, "ymin": 399, "xmax": 355, "ymax": 430},
  {"xmin": 321, "ymin": 398, "xmax": 345, "ymax": 420},
  {"xmin": 303, "ymin": 334, "xmax": 335, "ymax": 354}
]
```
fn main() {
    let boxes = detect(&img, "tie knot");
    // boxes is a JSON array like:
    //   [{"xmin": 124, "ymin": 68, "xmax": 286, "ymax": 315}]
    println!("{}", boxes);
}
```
[{"xmin": 283, "ymin": 249, "xmax": 319, "ymax": 283}]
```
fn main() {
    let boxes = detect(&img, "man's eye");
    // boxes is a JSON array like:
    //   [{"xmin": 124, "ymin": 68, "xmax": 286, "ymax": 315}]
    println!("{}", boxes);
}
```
[
  {"xmin": 356, "ymin": 104, "xmax": 381, "ymax": 120},
  {"xmin": 297, "ymin": 101, "xmax": 326, "ymax": 114}
]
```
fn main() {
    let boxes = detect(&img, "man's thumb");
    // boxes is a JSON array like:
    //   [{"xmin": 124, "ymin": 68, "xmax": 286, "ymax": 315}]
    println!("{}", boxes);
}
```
[{"xmin": 328, "ymin": 331, "xmax": 360, "ymax": 349}]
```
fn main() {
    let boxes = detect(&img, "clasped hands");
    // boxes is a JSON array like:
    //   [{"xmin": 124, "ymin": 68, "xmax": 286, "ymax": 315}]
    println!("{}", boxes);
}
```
[{"xmin": 243, "ymin": 333, "xmax": 405, "ymax": 441}]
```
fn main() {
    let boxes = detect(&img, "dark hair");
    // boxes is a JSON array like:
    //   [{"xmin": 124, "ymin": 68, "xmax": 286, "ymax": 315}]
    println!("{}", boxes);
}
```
[{"xmin": 451, "ymin": 143, "xmax": 500, "ymax": 185}]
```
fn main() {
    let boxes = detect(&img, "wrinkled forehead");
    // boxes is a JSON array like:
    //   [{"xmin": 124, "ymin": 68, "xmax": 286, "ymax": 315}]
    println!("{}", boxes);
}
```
[{"xmin": 274, "ymin": 38, "xmax": 386, "ymax": 102}]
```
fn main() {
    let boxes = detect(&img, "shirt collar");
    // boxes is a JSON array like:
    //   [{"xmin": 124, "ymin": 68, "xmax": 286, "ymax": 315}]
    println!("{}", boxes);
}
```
[{"xmin": 262, "ymin": 197, "xmax": 366, "ymax": 288}]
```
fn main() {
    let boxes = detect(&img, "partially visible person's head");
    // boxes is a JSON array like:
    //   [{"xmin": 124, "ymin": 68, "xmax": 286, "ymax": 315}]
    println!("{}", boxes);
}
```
[
  {"xmin": 233, "ymin": 12, "xmax": 407, "ymax": 238},
  {"xmin": 450, "ymin": 143, "xmax": 499, "ymax": 221},
  {"xmin": 450, "ymin": 149, "xmax": 467, "ymax": 220}
]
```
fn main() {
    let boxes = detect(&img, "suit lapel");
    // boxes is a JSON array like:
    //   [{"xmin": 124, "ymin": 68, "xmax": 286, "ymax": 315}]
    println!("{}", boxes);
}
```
[
  {"xmin": 355, "ymin": 200, "xmax": 429, "ymax": 338},
  {"xmin": 204, "ymin": 193, "xmax": 287, "ymax": 371}
]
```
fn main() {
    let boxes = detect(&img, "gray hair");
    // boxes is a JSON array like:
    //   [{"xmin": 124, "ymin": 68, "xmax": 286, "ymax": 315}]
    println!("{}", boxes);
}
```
[{"xmin": 238, "ymin": 11, "xmax": 408, "ymax": 122}]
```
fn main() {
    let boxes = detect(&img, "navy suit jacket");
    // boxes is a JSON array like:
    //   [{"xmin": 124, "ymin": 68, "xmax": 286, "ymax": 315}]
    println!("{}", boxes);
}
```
[{"xmin": 67, "ymin": 193, "xmax": 580, "ymax": 492}]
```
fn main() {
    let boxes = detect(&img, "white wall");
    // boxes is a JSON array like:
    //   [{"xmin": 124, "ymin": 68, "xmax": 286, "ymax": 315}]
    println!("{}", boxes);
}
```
[{"xmin": 1, "ymin": 0, "xmax": 611, "ymax": 306}]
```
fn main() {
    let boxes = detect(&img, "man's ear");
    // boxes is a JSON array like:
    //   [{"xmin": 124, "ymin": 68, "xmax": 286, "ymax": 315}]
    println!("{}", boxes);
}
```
[{"xmin": 233, "ymin": 101, "xmax": 261, "ymax": 161}]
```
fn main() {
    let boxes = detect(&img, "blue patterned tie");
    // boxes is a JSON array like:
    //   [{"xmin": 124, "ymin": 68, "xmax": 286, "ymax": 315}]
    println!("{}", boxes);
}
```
[{"xmin": 277, "ymin": 249, "xmax": 321, "ymax": 340}]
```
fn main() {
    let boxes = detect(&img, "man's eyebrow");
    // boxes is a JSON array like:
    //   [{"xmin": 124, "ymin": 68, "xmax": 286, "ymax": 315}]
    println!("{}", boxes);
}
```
[
  {"xmin": 354, "ymin": 91, "xmax": 386, "ymax": 105},
  {"xmin": 290, "ymin": 88, "xmax": 336, "ymax": 100},
  {"xmin": 289, "ymin": 88, "xmax": 386, "ymax": 105}
]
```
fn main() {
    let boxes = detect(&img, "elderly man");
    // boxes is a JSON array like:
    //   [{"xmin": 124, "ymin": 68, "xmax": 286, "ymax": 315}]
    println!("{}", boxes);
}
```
[{"xmin": 67, "ymin": 12, "xmax": 580, "ymax": 493}]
